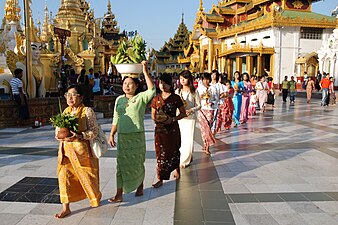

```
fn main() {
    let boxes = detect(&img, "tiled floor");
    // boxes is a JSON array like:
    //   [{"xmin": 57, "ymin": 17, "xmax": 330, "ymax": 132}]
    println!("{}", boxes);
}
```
[{"xmin": 0, "ymin": 97, "xmax": 338, "ymax": 224}]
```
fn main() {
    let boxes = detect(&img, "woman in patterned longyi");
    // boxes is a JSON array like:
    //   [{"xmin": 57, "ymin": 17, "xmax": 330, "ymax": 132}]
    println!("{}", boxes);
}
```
[
  {"xmin": 151, "ymin": 73, "xmax": 186, "ymax": 188},
  {"xmin": 54, "ymin": 84, "xmax": 102, "ymax": 219}
]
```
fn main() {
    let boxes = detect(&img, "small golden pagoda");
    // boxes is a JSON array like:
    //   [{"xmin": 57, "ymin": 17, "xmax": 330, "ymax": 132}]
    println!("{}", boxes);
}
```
[
  {"xmin": 153, "ymin": 14, "xmax": 190, "ymax": 75},
  {"xmin": 38, "ymin": 0, "xmax": 125, "ymax": 93}
]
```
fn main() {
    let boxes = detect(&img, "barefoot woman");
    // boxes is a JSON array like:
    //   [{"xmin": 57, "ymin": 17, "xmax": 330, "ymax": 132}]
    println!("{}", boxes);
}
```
[
  {"xmin": 55, "ymin": 84, "xmax": 102, "ymax": 218},
  {"xmin": 151, "ymin": 73, "xmax": 186, "ymax": 188},
  {"xmin": 109, "ymin": 61, "xmax": 155, "ymax": 202}
]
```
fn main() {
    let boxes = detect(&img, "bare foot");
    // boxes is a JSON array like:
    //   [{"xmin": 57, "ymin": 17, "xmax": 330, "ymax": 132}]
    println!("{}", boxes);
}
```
[
  {"xmin": 135, "ymin": 183, "xmax": 143, "ymax": 197},
  {"xmin": 55, "ymin": 209, "xmax": 71, "ymax": 219},
  {"xmin": 108, "ymin": 196, "xmax": 123, "ymax": 203},
  {"xmin": 173, "ymin": 168, "xmax": 180, "ymax": 179},
  {"xmin": 152, "ymin": 180, "xmax": 163, "ymax": 188},
  {"xmin": 204, "ymin": 146, "xmax": 211, "ymax": 155}
]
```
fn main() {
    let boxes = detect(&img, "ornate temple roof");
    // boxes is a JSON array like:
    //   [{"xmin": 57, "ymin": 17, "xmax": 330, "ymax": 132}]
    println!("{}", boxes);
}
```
[
  {"xmin": 1, "ymin": 0, "xmax": 22, "ymax": 32},
  {"xmin": 332, "ymin": 5, "xmax": 338, "ymax": 17},
  {"xmin": 156, "ymin": 14, "xmax": 191, "ymax": 61},
  {"xmin": 55, "ymin": 0, "xmax": 85, "ymax": 27},
  {"xmin": 190, "ymin": 0, "xmax": 337, "ymax": 41},
  {"xmin": 101, "ymin": 0, "xmax": 122, "ymax": 41}
]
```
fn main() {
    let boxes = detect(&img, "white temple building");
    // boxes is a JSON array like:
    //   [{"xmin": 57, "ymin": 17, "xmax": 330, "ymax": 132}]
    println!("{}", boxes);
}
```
[{"xmin": 317, "ymin": 5, "xmax": 338, "ymax": 85}]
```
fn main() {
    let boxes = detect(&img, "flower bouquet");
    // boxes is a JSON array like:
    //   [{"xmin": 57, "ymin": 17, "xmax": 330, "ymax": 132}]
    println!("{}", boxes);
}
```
[
  {"xmin": 50, "ymin": 98, "xmax": 78, "ymax": 139},
  {"xmin": 111, "ymin": 34, "xmax": 147, "ymax": 78}
]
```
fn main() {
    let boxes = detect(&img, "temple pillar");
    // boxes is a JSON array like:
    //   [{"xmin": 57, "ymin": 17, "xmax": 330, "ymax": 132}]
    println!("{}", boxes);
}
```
[
  {"xmin": 246, "ymin": 55, "xmax": 253, "ymax": 75},
  {"xmin": 208, "ymin": 39, "xmax": 214, "ymax": 72},
  {"xmin": 270, "ymin": 54, "xmax": 274, "ymax": 78},
  {"xmin": 257, "ymin": 54, "xmax": 262, "ymax": 76},
  {"xmin": 330, "ymin": 57, "xmax": 336, "ymax": 83},
  {"xmin": 236, "ymin": 57, "xmax": 242, "ymax": 73},
  {"xmin": 200, "ymin": 49, "xmax": 204, "ymax": 73},
  {"xmin": 226, "ymin": 58, "xmax": 231, "ymax": 77},
  {"xmin": 220, "ymin": 57, "xmax": 226, "ymax": 74},
  {"xmin": 318, "ymin": 55, "xmax": 324, "ymax": 74}
]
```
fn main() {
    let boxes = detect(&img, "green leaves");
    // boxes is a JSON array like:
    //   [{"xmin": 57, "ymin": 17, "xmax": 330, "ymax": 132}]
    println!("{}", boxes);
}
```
[
  {"xmin": 50, "ymin": 113, "xmax": 79, "ymax": 133},
  {"xmin": 111, "ymin": 34, "xmax": 147, "ymax": 64}
]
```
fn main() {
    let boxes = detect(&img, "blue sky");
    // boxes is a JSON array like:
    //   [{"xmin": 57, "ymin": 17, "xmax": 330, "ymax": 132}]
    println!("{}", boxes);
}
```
[{"xmin": 0, "ymin": 0, "xmax": 337, "ymax": 50}]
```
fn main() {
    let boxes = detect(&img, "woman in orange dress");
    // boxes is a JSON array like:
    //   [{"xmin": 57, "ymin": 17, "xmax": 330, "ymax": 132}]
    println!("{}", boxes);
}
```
[
  {"xmin": 306, "ymin": 77, "xmax": 315, "ymax": 103},
  {"xmin": 55, "ymin": 84, "xmax": 102, "ymax": 218}
]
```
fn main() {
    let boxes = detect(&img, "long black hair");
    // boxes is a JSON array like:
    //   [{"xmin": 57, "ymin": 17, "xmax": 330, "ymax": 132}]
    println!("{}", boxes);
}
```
[
  {"xmin": 242, "ymin": 72, "xmax": 250, "ymax": 82},
  {"xmin": 179, "ymin": 70, "xmax": 195, "ymax": 93},
  {"xmin": 159, "ymin": 73, "xmax": 174, "ymax": 93},
  {"xmin": 233, "ymin": 71, "xmax": 242, "ymax": 81}
]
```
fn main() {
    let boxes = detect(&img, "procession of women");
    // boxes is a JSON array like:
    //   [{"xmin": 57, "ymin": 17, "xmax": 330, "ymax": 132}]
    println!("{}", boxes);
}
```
[{"xmin": 53, "ymin": 66, "xmax": 280, "ymax": 218}]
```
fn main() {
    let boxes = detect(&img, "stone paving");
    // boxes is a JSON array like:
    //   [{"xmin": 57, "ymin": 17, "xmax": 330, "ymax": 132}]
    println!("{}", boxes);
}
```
[{"xmin": 0, "ymin": 97, "xmax": 338, "ymax": 224}]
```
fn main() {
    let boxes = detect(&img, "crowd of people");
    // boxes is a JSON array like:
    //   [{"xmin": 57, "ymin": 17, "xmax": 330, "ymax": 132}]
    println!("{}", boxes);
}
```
[{"xmin": 11, "ymin": 62, "xmax": 333, "ymax": 218}]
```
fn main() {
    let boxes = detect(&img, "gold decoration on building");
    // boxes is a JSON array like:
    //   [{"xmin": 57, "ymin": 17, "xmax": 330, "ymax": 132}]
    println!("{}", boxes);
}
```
[
  {"xmin": 4, "ymin": 0, "xmax": 21, "ymax": 22},
  {"xmin": 292, "ymin": 0, "xmax": 304, "ymax": 9}
]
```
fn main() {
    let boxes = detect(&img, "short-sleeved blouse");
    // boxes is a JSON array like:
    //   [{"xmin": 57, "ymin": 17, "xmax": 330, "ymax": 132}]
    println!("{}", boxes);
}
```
[{"xmin": 112, "ymin": 87, "xmax": 156, "ymax": 134}]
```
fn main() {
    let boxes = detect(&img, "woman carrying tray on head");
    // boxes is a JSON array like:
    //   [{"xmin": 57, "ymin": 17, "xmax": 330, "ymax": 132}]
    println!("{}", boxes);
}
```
[{"xmin": 109, "ymin": 61, "xmax": 155, "ymax": 202}]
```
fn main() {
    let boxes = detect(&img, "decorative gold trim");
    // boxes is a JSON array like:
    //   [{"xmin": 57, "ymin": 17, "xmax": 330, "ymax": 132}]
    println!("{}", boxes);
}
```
[{"xmin": 218, "ymin": 11, "xmax": 336, "ymax": 39}]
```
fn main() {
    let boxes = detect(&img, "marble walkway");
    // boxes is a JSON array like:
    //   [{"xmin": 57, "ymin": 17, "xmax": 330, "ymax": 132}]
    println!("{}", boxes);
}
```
[{"xmin": 0, "ymin": 97, "xmax": 338, "ymax": 225}]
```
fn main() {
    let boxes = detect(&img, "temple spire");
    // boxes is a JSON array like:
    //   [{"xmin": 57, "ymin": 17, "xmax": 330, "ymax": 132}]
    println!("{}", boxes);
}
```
[
  {"xmin": 4, "ymin": 0, "xmax": 21, "ymax": 22},
  {"xmin": 108, "ymin": 0, "xmax": 111, "ymax": 12},
  {"xmin": 199, "ymin": 0, "xmax": 204, "ymax": 12},
  {"xmin": 41, "ymin": 1, "xmax": 49, "ymax": 41},
  {"xmin": 182, "ymin": 12, "xmax": 184, "ymax": 24}
]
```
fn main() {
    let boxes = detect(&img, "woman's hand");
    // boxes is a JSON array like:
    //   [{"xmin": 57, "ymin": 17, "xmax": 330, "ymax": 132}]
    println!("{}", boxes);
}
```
[
  {"xmin": 64, "ymin": 131, "xmax": 83, "ymax": 142},
  {"xmin": 110, "ymin": 134, "xmax": 116, "ymax": 148},
  {"xmin": 141, "ymin": 60, "xmax": 148, "ymax": 73},
  {"xmin": 162, "ymin": 117, "xmax": 173, "ymax": 125},
  {"xmin": 186, "ymin": 109, "xmax": 193, "ymax": 116}
]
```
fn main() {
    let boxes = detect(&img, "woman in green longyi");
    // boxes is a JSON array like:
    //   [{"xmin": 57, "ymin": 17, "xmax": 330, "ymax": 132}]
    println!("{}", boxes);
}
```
[{"xmin": 109, "ymin": 61, "xmax": 155, "ymax": 202}]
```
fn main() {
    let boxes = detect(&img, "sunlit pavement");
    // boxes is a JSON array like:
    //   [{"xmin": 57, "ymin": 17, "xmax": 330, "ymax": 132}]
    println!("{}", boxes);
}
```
[{"xmin": 0, "ymin": 96, "xmax": 338, "ymax": 225}]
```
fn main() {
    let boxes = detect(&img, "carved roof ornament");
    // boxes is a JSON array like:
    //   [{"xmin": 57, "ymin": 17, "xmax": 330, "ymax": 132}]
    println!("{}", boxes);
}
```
[
  {"xmin": 4, "ymin": 0, "xmax": 21, "ymax": 22},
  {"xmin": 199, "ymin": 0, "xmax": 204, "ymax": 12},
  {"xmin": 332, "ymin": 5, "xmax": 338, "ymax": 17},
  {"xmin": 292, "ymin": 0, "xmax": 304, "ymax": 9}
]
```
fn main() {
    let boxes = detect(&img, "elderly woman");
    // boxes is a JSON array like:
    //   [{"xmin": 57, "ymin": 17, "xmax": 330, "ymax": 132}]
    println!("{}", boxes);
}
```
[
  {"xmin": 109, "ymin": 61, "xmax": 155, "ymax": 202},
  {"xmin": 55, "ymin": 84, "xmax": 102, "ymax": 218}
]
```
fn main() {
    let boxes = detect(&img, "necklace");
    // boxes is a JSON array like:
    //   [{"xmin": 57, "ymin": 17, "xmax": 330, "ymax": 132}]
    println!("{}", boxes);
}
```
[{"xmin": 179, "ymin": 90, "xmax": 189, "ymax": 108}]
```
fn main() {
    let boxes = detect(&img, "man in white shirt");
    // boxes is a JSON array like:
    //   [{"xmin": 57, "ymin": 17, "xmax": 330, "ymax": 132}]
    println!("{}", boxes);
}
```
[{"xmin": 10, "ymin": 68, "xmax": 30, "ymax": 126}]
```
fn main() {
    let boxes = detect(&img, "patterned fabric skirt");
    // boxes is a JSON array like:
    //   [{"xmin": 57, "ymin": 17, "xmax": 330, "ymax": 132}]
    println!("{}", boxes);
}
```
[
  {"xmin": 155, "ymin": 123, "xmax": 181, "ymax": 180},
  {"xmin": 57, "ymin": 152, "xmax": 101, "ymax": 207},
  {"xmin": 116, "ymin": 132, "xmax": 146, "ymax": 193},
  {"xmin": 218, "ymin": 99, "xmax": 234, "ymax": 130},
  {"xmin": 197, "ymin": 109, "xmax": 216, "ymax": 148},
  {"xmin": 240, "ymin": 95, "xmax": 250, "ymax": 123}
]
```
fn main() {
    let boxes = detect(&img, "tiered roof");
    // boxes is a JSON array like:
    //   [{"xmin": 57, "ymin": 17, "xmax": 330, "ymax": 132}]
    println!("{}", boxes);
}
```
[
  {"xmin": 186, "ymin": 0, "xmax": 338, "ymax": 43},
  {"xmin": 101, "ymin": 0, "xmax": 121, "ymax": 41},
  {"xmin": 156, "ymin": 14, "xmax": 190, "ymax": 62}
]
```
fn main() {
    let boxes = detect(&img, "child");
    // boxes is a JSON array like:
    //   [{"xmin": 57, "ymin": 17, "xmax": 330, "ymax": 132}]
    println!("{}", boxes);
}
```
[
  {"xmin": 196, "ymin": 73, "xmax": 217, "ymax": 155},
  {"xmin": 249, "ymin": 90, "xmax": 257, "ymax": 116},
  {"xmin": 219, "ymin": 80, "xmax": 234, "ymax": 130}
]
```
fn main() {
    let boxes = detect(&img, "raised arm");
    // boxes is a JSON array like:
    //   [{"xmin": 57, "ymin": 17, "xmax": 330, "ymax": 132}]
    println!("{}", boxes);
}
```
[{"xmin": 142, "ymin": 61, "xmax": 154, "ymax": 90}]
